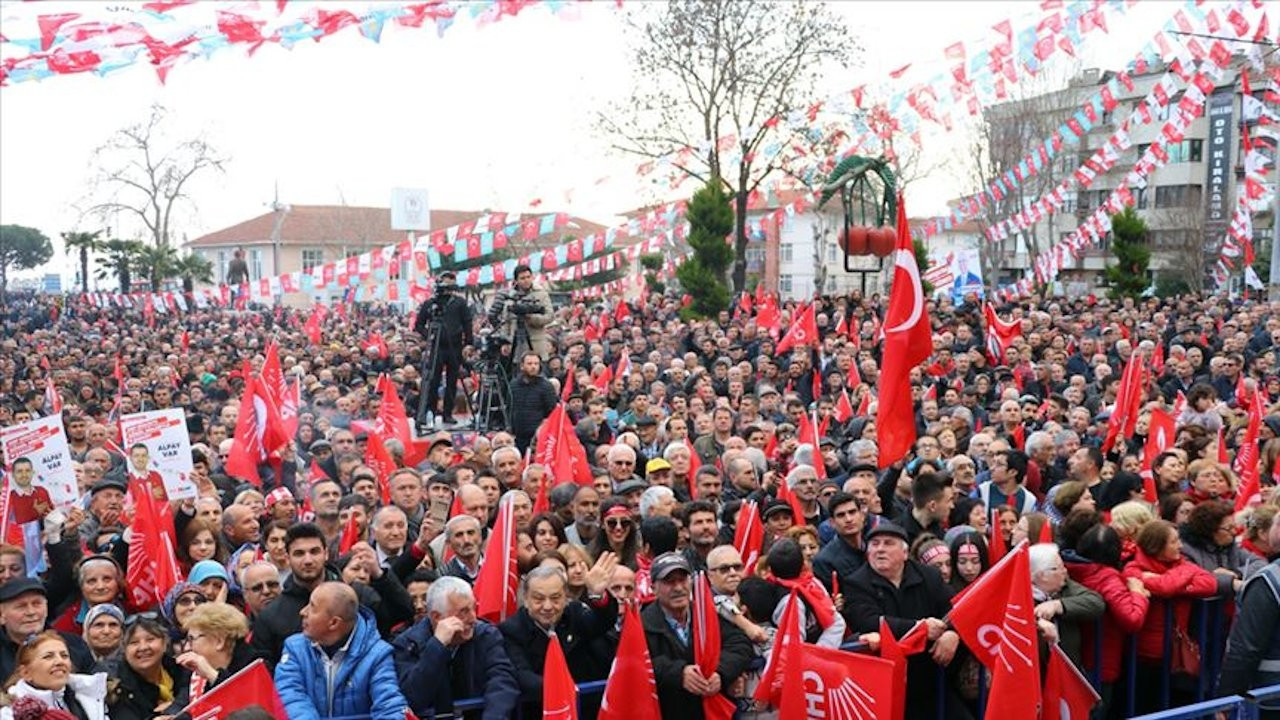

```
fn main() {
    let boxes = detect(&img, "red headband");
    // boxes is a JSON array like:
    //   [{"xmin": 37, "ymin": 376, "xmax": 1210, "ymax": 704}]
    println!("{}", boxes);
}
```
[{"xmin": 603, "ymin": 505, "xmax": 632, "ymax": 521}]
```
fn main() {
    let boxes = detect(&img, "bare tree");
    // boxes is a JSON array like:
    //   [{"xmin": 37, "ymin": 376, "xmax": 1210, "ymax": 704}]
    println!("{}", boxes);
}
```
[
  {"xmin": 89, "ymin": 104, "xmax": 226, "ymax": 248},
  {"xmin": 1160, "ymin": 207, "xmax": 1206, "ymax": 294},
  {"xmin": 600, "ymin": 0, "xmax": 853, "ymax": 292}
]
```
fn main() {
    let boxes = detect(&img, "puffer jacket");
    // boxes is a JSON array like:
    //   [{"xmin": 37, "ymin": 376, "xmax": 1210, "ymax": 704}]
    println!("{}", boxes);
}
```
[
  {"xmin": 1122, "ymin": 548, "xmax": 1217, "ymax": 661},
  {"xmin": 1064, "ymin": 551, "xmax": 1149, "ymax": 683},
  {"xmin": 1179, "ymin": 529, "xmax": 1266, "ymax": 597},
  {"xmin": 274, "ymin": 606, "xmax": 407, "ymax": 720}
]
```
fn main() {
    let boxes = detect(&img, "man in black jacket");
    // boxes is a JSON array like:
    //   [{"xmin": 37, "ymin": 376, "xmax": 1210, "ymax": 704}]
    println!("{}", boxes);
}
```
[
  {"xmin": 508, "ymin": 351, "xmax": 557, "ymax": 454},
  {"xmin": 413, "ymin": 270, "xmax": 473, "ymax": 428},
  {"xmin": 499, "ymin": 555, "xmax": 619, "ymax": 715},
  {"xmin": 1217, "ymin": 518, "xmax": 1280, "ymax": 706},
  {"xmin": 0, "ymin": 578, "xmax": 94, "ymax": 681},
  {"xmin": 642, "ymin": 552, "xmax": 752, "ymax": 720},
  {"xmin": 846, "ymin": 522, "xmax": 967, "ymax": 720},
  {"xmin": 813, "ymin": 492, "xmax": 867, "ymax": 601},
  {"xmin": 250, "ymin": 524, "xmax": 412, "ymax": 665}
]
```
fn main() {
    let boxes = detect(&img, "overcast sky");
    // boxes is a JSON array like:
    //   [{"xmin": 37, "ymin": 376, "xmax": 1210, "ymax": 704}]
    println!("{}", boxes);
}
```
[{"xmin": 0, "ymin": 0, "xmax": 1171, "ymax": 281}]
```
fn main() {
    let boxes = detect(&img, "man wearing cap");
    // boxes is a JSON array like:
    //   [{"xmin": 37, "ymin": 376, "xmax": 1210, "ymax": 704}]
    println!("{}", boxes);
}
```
[
  {"xmin": 0, "ymin": 578, "xmax": 95, "ymax": 681},
  {"xmin": 634, "ymin": 416, "xmax": 662, "ymax": 464},
  {"xmin": 424, "ymin": 432, "xmax": 453, "ymax": 473},
  {"xmin": 642, "ymin": 552, "xmax": 752, "ymax": 720},
  {"xmin": 78, "ymin": 477, "xmax": 127, "ymax": 546},
  {"xmin": 845, "ymin": 522, "xmax": 962, "ymax": 720}
]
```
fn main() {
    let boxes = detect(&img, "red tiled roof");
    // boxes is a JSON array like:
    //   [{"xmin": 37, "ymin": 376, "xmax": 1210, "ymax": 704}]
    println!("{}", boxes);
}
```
[{"xmin": 187, "ymin": 205, "xmax": 613, "ymax": 249}]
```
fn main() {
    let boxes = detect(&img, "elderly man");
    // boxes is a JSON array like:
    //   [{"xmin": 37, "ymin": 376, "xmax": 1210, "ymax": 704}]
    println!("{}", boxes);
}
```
[
  {"xmin": 499, "ymin": 556, "xmax": 619, "ymax": 715},
  {"xmin": 785, "ymin": 464, "xmax": 826, "ymax": 526},
  {"xmin": 846, "ymin": 522, "xmax": 962, "ymax": 720},
  {"xmin": 440, "ymin": 515, "xmax": 483, "ymax": 582},
  {"xmin": 606, "ymin": 444, "xmax": 641, "ymax": 488},
  {"xmin": 491, "ymin": 446, "xmax": 523, "ymax": 491},
  {"xmin": 223, "ymin": 503, "xmax": 261, "ymax": 547},
  {"xmin": 705, "ymin": 545, "xmax": 768, "ymax": 645},
  {"xmin": 240, "ymin": 561, "xmax": 282, "ymax": 617},
  {"xmin": 388, "ymin": 468, "xmax": 427, "ymax": 541},
  {"xmin": 79, "ymin": 477, "xmax": 127, "ymax": 546},
  {"xmin": 642, "ymin": 552, "xmax": 752, "ymax": 720},
  {"xmin": 275, "ymin": 582, "xmax": 408, "ymax": 720},
  {"xmin": 640, "ymin": 485, "xmax": 677, "ymax": 519},
  {"xmin": 0, "ymin": 578, "xmax": 94, "ymax": 680},
  {"xmin": 393, "ymin": 576, "xmax": 519, "ymax": 720}
]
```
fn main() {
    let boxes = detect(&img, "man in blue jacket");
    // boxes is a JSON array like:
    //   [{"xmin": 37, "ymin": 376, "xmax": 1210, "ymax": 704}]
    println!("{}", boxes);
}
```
[
  {"xmin": 274, "ymin": 581, "xmax": 408, "ymax": 720},
  {"xmin": 392, "ymin": 575, "xmax": 519, "ymax": 719}
]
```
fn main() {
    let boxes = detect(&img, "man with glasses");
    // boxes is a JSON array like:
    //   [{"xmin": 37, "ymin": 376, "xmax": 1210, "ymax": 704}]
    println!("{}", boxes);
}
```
[
  {"xmin": 240, "ymin": 561, "xmax": 282, "ymax": 617},
  {"xmin": 705, "ymin": 546, "xmax": 768, "ymax": 645},
  {"xmin": 606, "ymin": 444, "xmax": 640, "ymax": 488}
]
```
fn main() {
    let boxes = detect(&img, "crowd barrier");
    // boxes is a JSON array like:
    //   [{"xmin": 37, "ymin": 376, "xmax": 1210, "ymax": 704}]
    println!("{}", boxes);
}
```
[{"xmin": 325, "ymin": 598, "xmax": 1267, "ymax": 720}]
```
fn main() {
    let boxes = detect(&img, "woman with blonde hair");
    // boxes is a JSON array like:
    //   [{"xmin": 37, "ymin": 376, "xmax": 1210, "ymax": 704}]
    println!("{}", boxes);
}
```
[
  {"xmin": 0, "ymin": 631, "xmax": 108, "ymax": 720},
  {"xmin": 1185, "ymin": 459, "xmax": 1238, "ymax": 505},
  {"xmin": 785, "ymin": 525, "xmax": 821, "ymax": 570},
  {"xmin": 175, "ymin": 603, "xmax": 264, "ymax": 699},
  {"xmin": 1109, "ymin": 501, "xmax": 1155, "ymax": 539}
]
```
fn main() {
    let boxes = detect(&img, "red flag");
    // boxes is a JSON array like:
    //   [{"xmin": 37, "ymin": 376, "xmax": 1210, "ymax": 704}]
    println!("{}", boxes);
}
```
[
  {"xmin": 988, "ymin": 520, "xmax": 1007, "ymax": 566},
  {"xmin": 877, "ymin": 194, "xmax": 931, "ymax": 468},
  {"xmin": 43, "ymin": 376, "xmax": 62, "ymax": 415},
  {"xmin": 364, "ymin": 432, "xmax": 397, "ymax": 505},
  {"xmin": 1102, "ymin": 358, "xmax": 1144, "ymax": 454},
  {"xmin": 338, "ymin": 511, "xmax": 361, "ymax": 555},
  {"xmin": 775, "ymin": 303, "xmax": 819, "ymax": 355},
  {"xmin": 834, "ymin": 388, "xmax": 855, "ymax": 423},
  {"xmin": 855, "ymin": 390, "xmax": 872, "ymax": 418},
  {"xmin": 531, "ymin": 475, "xmax": 550, "ymax": 515},
  {"xmin": 615, "ymin": 352, "xmax": 633, "ymax": 379},
  {"xmin": 684, "ymin": 437, "xmax": 702, "ymax": 476},
  {"xmin": 879, "ymin": 618, "xmax": 915, "ymax": 720},
  {"xmin": 542, "ymin": 633, "xmax": 578, "ymax": 720},
  {"xmin": 225, "ymin": 375, "xmax": 267, "ymax": 486},
  {"xmin": 1236, "ymin": 375, "xmax": 1250, "ymax": 410},
  {"xmin": 755, "ymin": 294, "xmax": 780, "ymax": 337},
  {"xmin": 693, "ymin": 573, "xmax": 736, "ymax": 720},
  {"xmin": 303, "ymin": 311, "xmax": 323, "ymax": 345},
  {"xmin": 1151, "ymin": 342, "xmax": 1165, "ymax": 376},
  {"xmin": 125, "ymin": 481, "xmax": 181, "ymax": 611},
  {"xmin": 848, "ymin": 355, "xmax": 863, "ymax": 387},
  {"xmin": 375, "ymin": 375, "xmax": 424, "ymax": 466},
  {"xmin": 535, "ymin": 405, "xmax": 594, "ymax": 486},
  {"xmin": 281, "ymin": 375, "xmax": 301, "ymax": 439},
  {"xmin": 755, "ymin": 589, "xmax": 802, "ymax": 705},
  {"xmin": 613, "ymin": 301, "xmax": 631, "ymax": 324},
  {"xmin": 180, "ymin": 330, "xmax": 190, "ymax": 352},
  {"xmin": 1217, "ymin": 425, "xmax": 1230, "ymax": 465},
  {"xmin": 834, "ymin": 312, "xmax": 849, "ymax": 339},
  {"xmin": 780, "ymin": 640, "xmax": 898, "ymax": 720},
  {"xmin": 592, "ymin": 363, "xmax": 613, "ymax": 392},
  {"xmin": 598, "ymin": 604, "xmax": 662, "ymax": 720},
  {"xmin": 1140, "ymin": 407, "xmax": 1176, "ymax": 502},
  {"xmin": 923, "ymin": 384, "xmax": 937, "ymax": 401},
  {"xmin": 474, "ymin": 497, "xmax": 519, "ymax": 623},
  {"xmin": 1038, "ymin": 520, "xmax": 1054, "ymax": 544},
  {"xmin": 1235, "ymin": 389, "xmax": 1265, "ymax": 512},
  {"xmin": 1042, "ymin": 644, "xmax": 1100, "ymax": 720},
  {"xmin": 775, "ymin": 471, "xmax": 807, "ymax": 524},
  {"xmin": 180, "ymin": 659, "xmax": 286, "ymax": 720},
  {"xmin": 561, "ymin": 367, "xmax": 575, "ymax": 403},
  {"xmin": 733, "ymin": 501, "xmax": 764, "ymax": 575},
  {"xmin": 983, "ymin": 303, "xmax": 1022, "ymax": 363},
  {"xmin": 362, "ymin": 332, "xmax": 389, "ymax": 359},
  {"xmin": 949, "ymin": 544, "xmax": 1040, "ymax": 720}
]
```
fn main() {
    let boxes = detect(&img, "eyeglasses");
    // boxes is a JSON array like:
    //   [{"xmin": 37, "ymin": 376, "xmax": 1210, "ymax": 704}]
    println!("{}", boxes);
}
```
[
  {"xmin": 248, "ymin": 580, "xmax": 281, "ymax": 594},
  {"xmin": 709, "ymin": 563, "xmax": 744, "ymax": 574},
  {"xmin": 604, "ymin": 518, "xmax": 632, "ymax": 531},
  {"xmin": 175, "ymin": 595, "xmax": 208, "ymax": 608}
]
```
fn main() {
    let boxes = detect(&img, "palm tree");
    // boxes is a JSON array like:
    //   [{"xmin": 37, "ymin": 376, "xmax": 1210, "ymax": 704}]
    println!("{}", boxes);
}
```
[
  {"xmin": 95, "ymin": 239, "xmax": 144, "ymax": 292},
  {"xmin": 174, "ymin": 252, "xmax": 214, "ymax": 294},
  {"xmin": 61, "ymin": 230, "xmax": 102, "ymax": 294},
  {"xmin": 134, "ymin": 243, "xmax": 180, "ymax": 292}
]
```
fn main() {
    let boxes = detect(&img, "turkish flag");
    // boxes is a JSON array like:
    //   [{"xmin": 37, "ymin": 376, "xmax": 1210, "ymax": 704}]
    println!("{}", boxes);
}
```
[
  {"xmin": 876, "ymin": 194, "xmax": 932, "ymax": 468},
  {"xmin": 1042, "ymin": 644, "xmax": 1100, "ymax": 720},
  {"xmin": 755, "ymin": 295, "xmax": 780, "ymax": 337},
  {"xmin": 473, "ymin": 497, "xmax": 518, "ymax": 623},
  {"xmin": 775, "ymin": 303, "xmax": 818, "ymax": 354},
  {"xmin": 779, "ymin": 641, "xmax": 898, "ymax": 720},
  {"xmin": 693, "ymin": 573, "xmax": 736, "ymax": 720},
  {"xmin": 983, "ymin": 303, "xmax": 1022, "ymax": 364},
  {"xmin": 535, "ymin": 405, "xmax": 594, "ymax": 486},
  {"xmin": 542, "ymin": 633, "xmax": 578, "ymax": 720},
  {"xmin": 949, "ymin": 543, "xmax": 1040, "ymax": 720},
  {"xmin": 303, "ymin": 311, "xmax": 323, "ymax": 344},
  {"xmin": 598, "ymin": 604, "xmax": 661, "ymax": 720},
  {"xmin": 733, "ymin": 501, "xmax": 764, "ymax": 575},
  {"xmin": 181, "ymin": 659, "xmax": 286, "ymax": 719},
  {"xmin": 363, "ymin": 432, "xmax": 397, "ymax": 506}
]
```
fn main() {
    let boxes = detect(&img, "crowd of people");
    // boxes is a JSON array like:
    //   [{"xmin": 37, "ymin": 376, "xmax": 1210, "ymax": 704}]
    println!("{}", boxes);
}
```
[{"xmin": 0, "ymin": 279, "xmax": 1277, "ymax": 720}]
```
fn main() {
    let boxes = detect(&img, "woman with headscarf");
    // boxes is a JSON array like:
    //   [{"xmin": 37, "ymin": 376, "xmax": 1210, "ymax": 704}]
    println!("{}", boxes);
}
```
[
  {"xmin": 159, "ymin": 583, "xmax": 207, "ymax": 654},
  {"xmin": 80, "ymin": 605, "xmax": 125, "ymax": 664}
]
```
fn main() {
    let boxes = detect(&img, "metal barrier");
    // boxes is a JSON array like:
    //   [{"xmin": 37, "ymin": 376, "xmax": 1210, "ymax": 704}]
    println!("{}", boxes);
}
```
[
  {"xmin": 1128, "ymin": 695, "xmax": 1249, "ymax": 720},
  {"xmin": 1243, "ymin": 683, "xmax": 1280, "ymax": 720}
]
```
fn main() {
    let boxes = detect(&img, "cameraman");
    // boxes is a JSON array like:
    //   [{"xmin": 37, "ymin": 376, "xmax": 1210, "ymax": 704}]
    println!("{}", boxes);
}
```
[
  {"xmin": 413, "ymin": 270, "xmax": 473, "ymax": 428},
  {"xmin": 488, "ymin": 264, "xmax": 553, "ymax": 362}
]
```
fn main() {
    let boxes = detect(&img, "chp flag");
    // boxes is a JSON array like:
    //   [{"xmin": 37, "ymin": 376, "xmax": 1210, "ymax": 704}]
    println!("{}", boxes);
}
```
[{"xmin": 120, "ymin": 409, "xmax": 198, "ymax": 500}]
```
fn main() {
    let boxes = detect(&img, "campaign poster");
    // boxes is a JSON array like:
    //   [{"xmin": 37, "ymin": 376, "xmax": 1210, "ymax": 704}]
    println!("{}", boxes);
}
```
[
  {"xmin": 0, "ymin": 413, "xmax": 78, "ymax": 514},
  {"xmin": 949, "ymin": 249, "xmax": 985, "ymax": 302},
  {"xmin": 120, "ymin": 408, "xmax": 198, "ymax": 501}
]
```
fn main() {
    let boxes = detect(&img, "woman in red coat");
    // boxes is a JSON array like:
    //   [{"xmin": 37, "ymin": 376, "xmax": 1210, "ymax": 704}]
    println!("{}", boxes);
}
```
[
  {"xmin": 1122, "ymin": 519, "xmax": 1218, "ymax": 713},
  {"xmin": 1064, "ymin": 522, "xmax": 1149, "ymax": 713}
]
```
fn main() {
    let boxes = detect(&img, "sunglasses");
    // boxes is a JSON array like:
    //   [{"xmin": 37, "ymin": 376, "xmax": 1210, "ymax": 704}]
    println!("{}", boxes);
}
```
[
  {"xmin": 709, "ymin": 563, "xmax": 744, "ymax": 574},
  {"xmin": 604, "ymin": 518, "xmax": 632, "ymax": 530},
  {"xmin": 124, "ymin": 611, "xmax": 160, "ymax": 629},
  {"xmin": 175, "ymin": 595, "xmax": 208, "ymax": 608},
  {"xmin": 248, "ymin": 580, "xmax": 281, "ymax": 594}
]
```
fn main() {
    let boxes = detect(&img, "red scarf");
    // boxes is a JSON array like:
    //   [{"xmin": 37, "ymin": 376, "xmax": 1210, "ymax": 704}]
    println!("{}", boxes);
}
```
[{"xmin": 764, "ymin": 570, "xmax": 836, "ymax": 629}]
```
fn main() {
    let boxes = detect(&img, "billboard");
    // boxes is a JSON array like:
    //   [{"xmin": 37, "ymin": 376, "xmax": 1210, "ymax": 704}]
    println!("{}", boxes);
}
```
[{"xmin": 390, "ymin": 188, "xmax": 431, "ymax": 231}]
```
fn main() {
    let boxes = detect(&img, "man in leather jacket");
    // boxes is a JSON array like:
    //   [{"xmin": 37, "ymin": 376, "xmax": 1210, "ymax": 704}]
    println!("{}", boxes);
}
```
[{"xmin": 414, "ymin": 271, "xmax": 473, "ymax": 427}]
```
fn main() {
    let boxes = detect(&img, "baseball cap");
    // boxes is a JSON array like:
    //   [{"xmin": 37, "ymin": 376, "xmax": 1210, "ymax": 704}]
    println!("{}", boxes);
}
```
[
  {"xmin": 616, "ymin": 480, "xmax": 648, "ymax": 496},
  {"xmin": 865, "ymin": 520, "xmax": 909, "ymax": 543},
  {"xmin": 650, "ymin": 552, "xmax": 692, "ymax": 581},
  {"xmin": 0, "ymin": 578, "xmax": 46, "ymax": 603},
  {"xmin": 762, "ymin": 499, "xmax": 795, "ymax": 521},
  {"xmin": 646, "ymin": 458, "xmax": 672, "ymax": 474}
]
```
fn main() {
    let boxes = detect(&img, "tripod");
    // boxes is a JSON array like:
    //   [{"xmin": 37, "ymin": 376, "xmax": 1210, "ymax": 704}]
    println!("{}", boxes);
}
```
[
  {"xmin": 472, "ymin": 356, "xmax": 509, "ymax": 433},
  {"xmin": 415, "ymin": 319, "xmax": 442, "ymax": 432}
]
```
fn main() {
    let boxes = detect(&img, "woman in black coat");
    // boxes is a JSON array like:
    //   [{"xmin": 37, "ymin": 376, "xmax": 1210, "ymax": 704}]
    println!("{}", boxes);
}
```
[{"xmin": 100, "ymin": 616, "xmax": 191, "ymax": 720}]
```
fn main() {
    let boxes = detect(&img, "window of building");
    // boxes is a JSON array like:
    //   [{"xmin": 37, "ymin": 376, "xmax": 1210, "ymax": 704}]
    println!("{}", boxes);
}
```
[
  {"xmin": 1167, "ymin": 139, "xmax": 1203, "ymax": 164},
  {"xmin": 302, "ymin": 249, "xmax": 324, "ymax": 272},
  {"xmin": 780, "ymin": 243, "xmax": 793, "ymax": 263},
  {"xmin": 1132, "ymin": 187, "xmax": 1147, "ymax": 209},
  {"xmin": 1154, "ymin": 185, "xmax": 1202, "ymax": 209},
  {"xmin": 216, "ymin": 251, "xmax": 227, "ymax": 283},
  {"xmin": 779, "ymin": 275, "xmax": 792, "ymax": 293},
  {"xmin": 249, "ymin": 249, "xmax": 263, "ymax": 281},
  {"xmin": 745, "ymin": 248, "xmax": 765, "ymax": 263}
]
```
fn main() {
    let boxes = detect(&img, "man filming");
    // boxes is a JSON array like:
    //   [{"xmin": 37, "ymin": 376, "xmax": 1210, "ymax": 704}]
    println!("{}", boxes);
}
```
[
  {"xmin": 488, "ymin": 264, "xmax": 553, "ymax": 363},
  {"xmin": 413, "ymin": 270, "xmax": 473, "ymax": 429}
]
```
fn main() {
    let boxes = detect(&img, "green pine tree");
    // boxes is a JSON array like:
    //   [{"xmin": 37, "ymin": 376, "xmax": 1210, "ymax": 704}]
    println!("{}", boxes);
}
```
[
  {"xmin": 675, "ymin": 178, "xmax": 734, "ymax": 318},
  {"xmin": 1103, "ymin": 207, "xmax": 1151, "ymax": 299}
]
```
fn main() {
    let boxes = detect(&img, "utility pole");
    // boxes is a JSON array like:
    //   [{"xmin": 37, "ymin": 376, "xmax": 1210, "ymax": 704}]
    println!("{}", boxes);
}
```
[{"xmin": 268, "ymin": 181, "xmax": 289, "ymax": 278}]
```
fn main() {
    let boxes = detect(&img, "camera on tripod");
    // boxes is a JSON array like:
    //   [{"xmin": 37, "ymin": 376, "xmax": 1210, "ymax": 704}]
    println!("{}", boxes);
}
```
[
  {"xmin": 476, "ymin": 330, "xmax": 511, "ymax": 364},
  {"xmin": 486, "ymin": 290, "xmax": 544, "ymax": 325}
]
